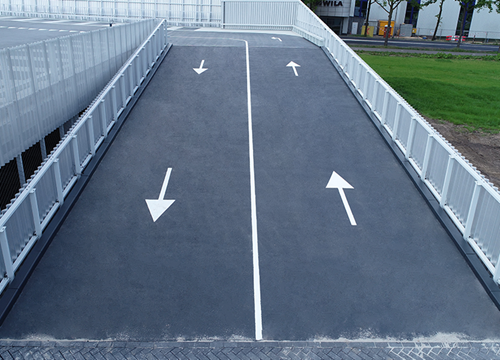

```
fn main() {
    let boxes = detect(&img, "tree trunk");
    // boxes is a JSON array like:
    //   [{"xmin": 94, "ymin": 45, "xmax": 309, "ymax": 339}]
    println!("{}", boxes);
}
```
[
  {"xmin": 384, "ymin": 6, "xmax": 394, "ymax": 47},
  {"xmin": 364, "ymin": 0, "xmax": 372, "ymax": 36},
  {"xmin": 457, "ymin": 4, "xmax": 466, "ymax": 48},
  {"xmin": 431, "ymin": 0, "xmax": 444, "ymax": 41}
]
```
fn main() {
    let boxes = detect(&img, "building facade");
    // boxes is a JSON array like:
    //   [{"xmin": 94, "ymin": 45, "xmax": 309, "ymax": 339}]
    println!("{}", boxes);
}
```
[{"xmin": 315, "ymin": 0, "xmax": 500, "ymax": 40}]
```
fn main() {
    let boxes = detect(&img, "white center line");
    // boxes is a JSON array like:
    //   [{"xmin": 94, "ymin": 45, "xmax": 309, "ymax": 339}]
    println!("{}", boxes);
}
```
[
  {"xmin": 244, "ymin": 40, "xmax": 263, "ymax": 341},
  {"xmin": 167, "ymin": 34, "xmax": 264, "ymax": 340}
]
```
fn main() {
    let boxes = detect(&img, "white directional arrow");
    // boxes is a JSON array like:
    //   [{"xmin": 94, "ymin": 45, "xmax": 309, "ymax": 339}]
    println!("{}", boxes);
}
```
[
  {"xmin": 286, "ymin": 61, "xmax": 300, "ymax": 76},
  {"xmin": 193, "ymin": 60, "xmax": 208, "ymax": 74},
  {"xmin": 271, "ymin": 37, "xmax": 282, "ymax": 42},
  {"xmin": 146, "ymin": 168, "xmax": 175, "ymax": 222},
  {"xmin": 326, "ymin": 171, "xmax": 357, "ymax": 226}
]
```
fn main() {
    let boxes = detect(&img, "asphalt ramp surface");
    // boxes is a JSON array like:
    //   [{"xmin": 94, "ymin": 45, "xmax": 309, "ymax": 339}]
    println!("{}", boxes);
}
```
[{"xmin": 1, "ymin": 31, "xmax": 500, "ymax": 341}]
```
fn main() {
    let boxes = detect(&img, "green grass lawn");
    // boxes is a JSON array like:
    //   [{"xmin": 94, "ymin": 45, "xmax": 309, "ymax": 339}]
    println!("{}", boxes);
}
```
[{"xmin": 358, "ymin": 54, "xmax": 500, "ymax": 132}]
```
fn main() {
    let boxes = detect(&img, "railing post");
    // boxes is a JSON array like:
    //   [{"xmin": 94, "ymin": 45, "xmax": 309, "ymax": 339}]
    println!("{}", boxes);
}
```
[
  {"xmin": 148, "ymin": 39, "xmax": 153, "ymax": 66},
  {"xmin": 16, "ymin": 155, "xmax": 26, "ymax": 185},
  {"xmin": 29, "ymin": 189, "xmax": 42, "ymax": 237},
  {"xmin": 362, "ymin": 70, "xmax": 369, "ymax": 100},
  {"xmin": 53, "ymin": 159, "xmax": 64, "ymax": 205},
  {"xmin": 392, "ymin": 103, "xmax": 402, "ymax": 141},
  {"xmin": 405, "ymin": 117, "xmax": 417, "ymax": 160},
  {"xmin": 463, "ymin": 181, "xmax": 482, "ymax": 240},
  {"xmin": 120, "ymin": 74, "xmax": 127, "ymax": 106},
  {"xmin": 86, "ymin": 116, "xmax": 95, "ymax": 156},
  {"xmin": 111, "ymin": 85, "xmax": 118, "ymax": 120},
  {"xmin": 381, "ymin": 90, "xmax": 389, "ymax": 124},
  {"xmin": 0, "ymin": 227, "xmax": 14, "ymax": 281},
  {"xmin": 72, "ymin": 135, "xmax": 81, "ymax": 177},
  {"xmin": 440, "ymin": 155, "xmax": 455, "ymax": 208},
  {"xmin": 421, "ymin": 134, "xmax": 433, "ymax": 179},
  {"xmin": 352, "ymin": 59, "xmax": 358, "ymax": 87},
  {"xmin": 128, "ymin": 63, "xmax": 134, "ymax": 95},
  {"xmin": 494, "ymin": 256, "xmax": 500, "ymax": 284},
  {"xmin": 139, "ymin": 47, "xmax": 145, "ymax": 79},
  {"xmin": 371, "ymin": 80, "xmax": 379, "ymax": 114},
  {"xmin": 100, "ymin": 99, "xmax": 107, "ymax": 138},
  {"xmin": 135, "ymin": 54, "xmax": 141, "ymax": 85}
]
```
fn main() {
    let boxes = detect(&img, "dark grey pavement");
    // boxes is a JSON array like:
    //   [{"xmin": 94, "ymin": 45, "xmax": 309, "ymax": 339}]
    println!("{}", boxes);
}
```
[
  {"xmin": 0, "ymin": 16, "xmax": 123, "ymax": 48},
  {"xmin": 340, "ymin": 36, "xmax": 500, "ymax": 52},
  {"xmin": 350, "ymin": 47, "xmax": 496, "ymax": 56},
  {"xmin": 1, "ymin": 30, "xmax": 500, "ymax": 348}
]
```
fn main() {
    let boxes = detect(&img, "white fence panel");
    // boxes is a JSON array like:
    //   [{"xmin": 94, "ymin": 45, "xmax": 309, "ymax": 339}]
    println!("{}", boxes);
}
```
[
  {"xmin": 409, "ymin": 121, "xmax": 430, "ymax": 171},
  {"xmin": 425, "ymin": 139, "xmax": 450, "ymax": 195},
  {"xmin": 0, "ymin": 20, "xmax": 167, "ymax": 296},
  {"xmin": 0, "ymin": 19, "xmax": 159, "ymax": 168},
  {"xmin": 472, "ymin": 191, "xmax": 500, "ymax": 268},
  {"xmin": 223, "ymin": 0, "xmax": 297, "ymax": 30},
  {"xmin": 1, "ymin": 0, "xmax": 222, "ymax": 24}
]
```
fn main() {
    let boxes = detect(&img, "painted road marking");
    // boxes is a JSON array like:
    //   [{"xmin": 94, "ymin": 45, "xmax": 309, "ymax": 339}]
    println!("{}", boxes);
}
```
[
  {"xmin": 193, "ymin": 59, "xmax": 208, "ymax": 74},
  {"xmin": 245, "ymin": 39, "xmax": 263, "ymax": 341},
  {"xmin": 286, "ymin": 61, "xmax": 300, "ymax": 76},
  {"xmin": 326, "ymin": 171, "xmax": 357, "ymax": 226},
  {"xmin": 271, "ymin": 37, "xmax": 282, "ymax": 42},
  {"xmin": 145, "ymin": 168, "xmax": 175, "ymax": 222},
  {"xmin": 159, "ymin": 35, "xmax": 263, "ymax": 340}
]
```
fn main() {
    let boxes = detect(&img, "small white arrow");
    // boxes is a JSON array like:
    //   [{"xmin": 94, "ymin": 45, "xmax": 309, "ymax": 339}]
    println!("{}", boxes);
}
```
[
  {"xmin": 193, "ymin": 60, "xmax": 208, "ymax": 74},
  {"xmin": 286, "ymin": 61, "xmax": 300, "ymax": 76},
  {"xmin": 146, "ymin": 168, "xmax": 175, "ymax": 222},
  {"xmin": 271, "ymin": 37, "xmax": 282, "ymax": 42},
  {"xmin": 326, "ymin": 171, "xmax": 357, "ymax": 226}
]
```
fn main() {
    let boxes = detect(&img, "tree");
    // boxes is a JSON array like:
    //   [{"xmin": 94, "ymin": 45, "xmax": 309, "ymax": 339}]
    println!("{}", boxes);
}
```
[
  {"xmin": 363, "ymin": 0, "xmax": 375, "ymax": 36},
  {"xmin": 454, "ymin": 0, "xmax": 497, "ymax": 48},
  {"xmin": 301, "ymin": 0, "xmax": 323, "ymax": 12},
  {"xmin": 374, "ymin": 0, "xmax": 406, "ymax": 46},
  {"xmin": 420, "ymin": 0, "xmax": 446, "ymax": 40}
]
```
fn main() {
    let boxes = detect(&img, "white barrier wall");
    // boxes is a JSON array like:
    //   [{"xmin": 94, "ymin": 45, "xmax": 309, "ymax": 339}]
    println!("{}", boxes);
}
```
[
  {"xmin": 0, "ymin": 0, "xmax": 222, "ymax": 25},
  {"xmin": 0, "ymin": 19, "xmax": 159, "ymax": 168},
  {"xmin": 0, "ymin": 19, "xmax": 167, "ymax": 294}
]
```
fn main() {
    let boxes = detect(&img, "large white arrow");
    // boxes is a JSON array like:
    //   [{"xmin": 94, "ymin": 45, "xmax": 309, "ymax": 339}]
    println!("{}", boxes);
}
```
[
  {"xmin": 193, "ymin": 60, "xmax": 208, "ymax": 74},
  {"xmin": 286, "ymin": 61, "xmax": 300, "ymax": 76},
  {"xmin": 145, "ymin": 168, "xmax": 175, "ymax": 222},
  {"xmin": 326, "ymin": 171, "xmax": 357, "ymax": 226}
]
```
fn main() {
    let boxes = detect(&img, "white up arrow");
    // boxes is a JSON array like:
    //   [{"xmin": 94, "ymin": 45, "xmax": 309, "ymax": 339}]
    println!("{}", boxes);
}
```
[
  {"xmin": 193, "ymin": 60, "xmax": 208, "ymax": 74},
  {"xmin": 146, "ymin": 168, "xmax": 175, "ymax": 222},
  {"xmin": 326, "ymin": 171, "xmax": 357, "ymax": 226},
  {"xmin": 286, "ymin": 61, "xmax": 300, "ymax": 76}
]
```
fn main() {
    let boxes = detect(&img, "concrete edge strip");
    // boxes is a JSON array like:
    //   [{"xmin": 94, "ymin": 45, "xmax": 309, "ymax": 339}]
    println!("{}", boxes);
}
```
[
  {"xmin": 0, "ymin": 340, "xmax": 500, "ymax": 349},
  {"xmin": 319, "ymin": 46, "xmax": 500, "ymax": 312},
  {"xmin": 0, "ymin": 43, "xmax": 173, "ymax": 327}
]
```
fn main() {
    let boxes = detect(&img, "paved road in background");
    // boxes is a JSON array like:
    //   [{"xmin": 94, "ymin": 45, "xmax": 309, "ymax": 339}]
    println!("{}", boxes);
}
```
[
  {"xmin": 0, "ymin": 16, "xmax": 123, "ymax": 48},
  {"xmin": 1, "ymin": 30, "xmax": 500, "ymax": 343},
  {"xmin": 341, "ymin": 36, "xmax": 500, "ymax": 52}
]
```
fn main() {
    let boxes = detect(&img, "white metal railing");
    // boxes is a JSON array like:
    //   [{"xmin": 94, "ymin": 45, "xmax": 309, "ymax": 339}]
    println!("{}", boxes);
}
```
[
  {"xmin": 0, "ymin": 0, "xmax": 222, "ymax": 26},
  {"xmin": 0, "ymin": 19, "xmax": 167, "ymax": 294},
  {"xmin": 0, "ymin": 19, "xmax": 159, "ymax": 168},
  {"xmin": 222, "ymin": 0, "xmax": 297, "ymax": 30},
  {"xmin": 290, "ymin": 2, "xmax": 500, "ymax": 284}
]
